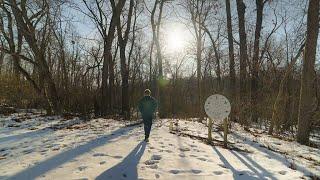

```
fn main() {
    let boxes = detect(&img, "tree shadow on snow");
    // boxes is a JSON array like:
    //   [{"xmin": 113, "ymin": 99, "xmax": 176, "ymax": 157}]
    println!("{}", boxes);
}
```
[
  {"xmin": 228, "ymin": 149, "xmax": 276, "ymax": 180},
  {"xmin": 9, "ymin": 125, "xmax": 138, "ymax": 180},
  {"xmin": 232, "ymin": 132, "xmax": 315, "ymax": 177},
  {"xmin": 214, "ymin": 132, "xmax": 276, "ymax": 179},
  {"xmin": 0, "ymin": 128, "xmax": 49, "ymax": 144},
  {"xmin": 95, "ymin": 141, "xmax": 146, "ymax": 180},
  {"xmin": 212, "ymin": 146, "xmax": 268, "ymax": 180}
]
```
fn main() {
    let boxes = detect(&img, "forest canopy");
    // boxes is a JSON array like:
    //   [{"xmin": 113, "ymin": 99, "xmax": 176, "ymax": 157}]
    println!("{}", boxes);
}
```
[{"xmin": 0, "ymin": 0, "xmax": 319, "ymax": 145}]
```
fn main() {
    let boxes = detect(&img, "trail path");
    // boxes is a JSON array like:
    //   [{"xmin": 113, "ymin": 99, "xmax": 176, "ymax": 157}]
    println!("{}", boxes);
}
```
[{"xmin": 0, "ymin": 116, "xmax": 315, "ymax": 180}]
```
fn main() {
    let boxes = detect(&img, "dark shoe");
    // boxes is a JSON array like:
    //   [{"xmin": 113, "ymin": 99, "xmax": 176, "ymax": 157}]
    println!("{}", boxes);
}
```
[{"xmin": 144, "ymin": 138, "xmax": 149, "ymax": 142}]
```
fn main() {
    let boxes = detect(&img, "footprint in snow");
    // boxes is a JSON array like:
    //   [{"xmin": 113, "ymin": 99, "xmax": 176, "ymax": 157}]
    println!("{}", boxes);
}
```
[
  {"xmin": 179, "ymin": 153, "xmax": 186, "ymax": 157},
  {"xmin": 213, "ymin": 171, "xmax": 223, "ymax": 175},
  {"xmin": 145, "ymin": 160, "xmax": 158, "ymax": 165},
  {"xmin": 279, "ymin": 170, "xmax": 287, "ymax": 175},
  {"xmin": 22, "ymin": 149, "xmax": 34, "ymax": 154},
  {"xmin": 151, "ymin": 155, "xmax": 162, "ymax": 161},
  {"xmin": 237, "ymin": 171, "xmax": 249, "ymax": 176},
  {"xmin": 99, "ymin": 161, "xmax": 106, "ymax": 165},
  {"xmin": 191, "ymin": 169, "xmax": 202, "ymax": 174},
  {"xmin": 93, "ymin": 153, "xmax": 107, "ymax": 157},
  {"xmin": 155, "ymin": 174, "xmax": 160, "ymax": 179},
  {"xmin": 41, "ymin": 139, "xmax": 50, "ymax": 143},
  {"xmin": 179, "ymin": 147, "xmax": 190, "ymax": 152},
  {"xmin": 78, "ymin": 166, "xmax": 88, "ymax": 171},
  {"xmin": 52, "ymin": 146, "xmax": 60, "ymax": 151},
  {"xmin": 148, "ymin": 164, "xmax": 158, "ymax": 169},
  {"xmin": 165, "ymin": 150, "xmax": 172, "ymax": 153},
  {"xmin": 0, "ymin": 148, "xmax": 9, "ymax": 152},
  {"xmin": 169, "ymin": 170, "xmax": 180, "ymax": 174},
  {"xmin": 197, "ymin": 157, "xmax": 207, "ymax": 161},
  {"xmin": 145, "ymin": 155, "xmax": 161, "ymax": 169},
  {"xmin": 39, "ymin": 149, "xmax": 48, "ymax": 153},
  {"xmin": 45, "ymin": 144, "xmax": 54, "ymax": 148},
  {"xmin": 190, "ymin": 154, "xmax": 197, "ymax": 157},
  {"xmin": 0, "ymin": 152, "xmax": 9, "ymax": 157},
  {"xmin": 218, "ymin": 164, "xmax": 227, "ymax": 168},
  {"xmin": 111, "ymin": 155, "xmax": 123, "ymax": 159}
]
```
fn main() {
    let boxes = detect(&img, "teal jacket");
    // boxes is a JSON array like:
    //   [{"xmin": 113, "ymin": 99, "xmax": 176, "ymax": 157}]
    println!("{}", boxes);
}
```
[{"xmin": 138, "ymin": 96, "xmax": 157, "ymax": 118}]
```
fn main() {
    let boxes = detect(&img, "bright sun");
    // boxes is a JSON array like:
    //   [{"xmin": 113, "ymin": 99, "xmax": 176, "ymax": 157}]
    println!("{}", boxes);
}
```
[{"xmin": 165, "ymin": 27, "xmax": 187, "ymax": 53}]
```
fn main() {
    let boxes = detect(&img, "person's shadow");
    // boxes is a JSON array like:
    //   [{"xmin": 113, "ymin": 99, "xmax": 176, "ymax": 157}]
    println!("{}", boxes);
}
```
[{"xmin": 96, "ymin": 141, "xmax": 147, "ymax": 180}]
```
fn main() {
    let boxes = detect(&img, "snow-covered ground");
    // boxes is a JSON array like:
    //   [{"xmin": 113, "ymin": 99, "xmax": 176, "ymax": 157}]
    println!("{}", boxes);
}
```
[{"xmin": 0, "ymin": 113, "xmax": 319, "ymax": 180}]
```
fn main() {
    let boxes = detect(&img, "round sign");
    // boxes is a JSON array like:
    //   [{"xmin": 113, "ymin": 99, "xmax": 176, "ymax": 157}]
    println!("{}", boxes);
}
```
[{"xmin": 204, "ymin": 94, "xmax": 231, "ymax": 121}]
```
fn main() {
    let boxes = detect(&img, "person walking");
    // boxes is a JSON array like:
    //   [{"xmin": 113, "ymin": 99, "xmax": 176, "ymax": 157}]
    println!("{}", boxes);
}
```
[{"xmin": 138, "ymin": 89, "xmax": 158, "ymax": 142}]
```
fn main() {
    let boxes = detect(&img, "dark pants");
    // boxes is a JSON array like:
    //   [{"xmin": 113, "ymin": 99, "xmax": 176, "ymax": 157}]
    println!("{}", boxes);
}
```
[{"xmin": 143, "ymin": 116, "xmax": 153, "ymax": 139}]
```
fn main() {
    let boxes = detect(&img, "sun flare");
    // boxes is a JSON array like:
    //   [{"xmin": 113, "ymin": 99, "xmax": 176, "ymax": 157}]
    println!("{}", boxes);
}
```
[{"xmin": 165, "ymin": 27, "xmax": 187, "ymax": 53}]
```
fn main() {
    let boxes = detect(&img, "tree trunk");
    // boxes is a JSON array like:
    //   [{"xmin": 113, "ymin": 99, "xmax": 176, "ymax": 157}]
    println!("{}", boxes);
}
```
[
  {"xmin": 196, "ymin": 27, "xmax": 202, "ymax": 118},
  {"xmin": 117, "ymin": 0, "xmax": 134, "ymax": 119},
  {"xmin": 297, "ymin": 0, "xmax": 319, "ymax": 145},
  {"xmin": 151, "ymin": 0, "xmax": 165, "ymax": 118},
  {"xmin": 0, "ymin": 50, "xmax": 3, "ymax": 74},
  {"xmin": 251, "ymin": 0, "xmax": 264, "ymax": 123},
  {"xmin": 119, "ymin": 41, "xmax": 130, "ymax": 118},
  {"xmin": 39, "ymin": 52, "xmax": 62, "ymax": 115},
  {"xmin": 149, "ymin": 41, "xmax": 154, "ymax": 86},
  {"xmin": 202, "ymin": 25, "xmax": 221, "ymax": 92},
  {"xmin": 109, "ymin": 52, "xmax": 115, "ymax": 111},
  {"xmin": 236, "ymin": 0, "xmax": 249, "ymax": 126},
  {"xmin": 101, "ymin": 45, "xmax": 110, "ymax": 114},
  {"xmin": 100, "ymin": 0, "xmax": 126, "ymax": 115},
  {"xmin": 269, "ymin": 43, "xmax": 305, "ymax": 135},
  {"xmin": 10, "ymin": 0, "xmax": 61, "ymax": 114},
  {"xmin": 225, "ymin": 0, "xmax": 236, "ymax": 122}
]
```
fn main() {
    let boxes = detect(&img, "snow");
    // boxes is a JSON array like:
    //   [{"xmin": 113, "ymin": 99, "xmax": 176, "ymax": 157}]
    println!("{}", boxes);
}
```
[{"xmin": 0, "ymin": 113, "xmax": 319, "ymax": 180}]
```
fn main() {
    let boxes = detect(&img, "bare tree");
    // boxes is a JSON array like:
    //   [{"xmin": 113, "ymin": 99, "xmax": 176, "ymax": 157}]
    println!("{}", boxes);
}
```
[
  {"xmin": 116, "ymin": 0, "xmax": 135, "ymax": 119},
  {"xmin": 236, "ymin": 0, "xmax": 249, "ymax": 126},
  {"xmin": 186, "ymin": 0, "xmax": 213, "ymax": 118},
  {"xmin": 225, "ymin": 0, "xmax": 236, "ymax": 122},
  {"xmin": 297, "ymin": 0, "xmax": 319, "ymax": 145},
  {"xmin": 81, "ymin": 0, "xmax": 126, "ymax": 115},
  {"xmin": 251, "ymin": 0, "xmax": 266, "ymax": 123},
  {"xmin": 200, "ymin": 21, "xmax": 222, "ymax": 92},
  {"xmin": 1, "ymin": 0, "xmax": 61, "ymax": 114},
  {"xmin": 150, "ymin": 0, "xmax": 166, "ymax": 117},
  {"xmin": 269, "ymin": 42, "xmax": 305, "ymax": 135}
]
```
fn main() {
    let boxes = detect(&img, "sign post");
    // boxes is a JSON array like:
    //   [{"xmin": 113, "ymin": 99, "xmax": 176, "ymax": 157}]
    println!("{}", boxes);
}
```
[
  {"xmin": 204, "ymin": 94, "xmax": 231, "ymax": 147},
  {"xmin": 223, "ymin": 117, "xmax": 228, "ymax": 148},
  {"xmin": 208, "ymin": 117, "xmax": 213, "ymax": 142}
]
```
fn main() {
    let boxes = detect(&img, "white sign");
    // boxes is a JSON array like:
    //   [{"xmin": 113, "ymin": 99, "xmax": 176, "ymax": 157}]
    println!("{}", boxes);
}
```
[{"xmin": 204, "ymin": 94, "xmax": 231, "ymax": 122}]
